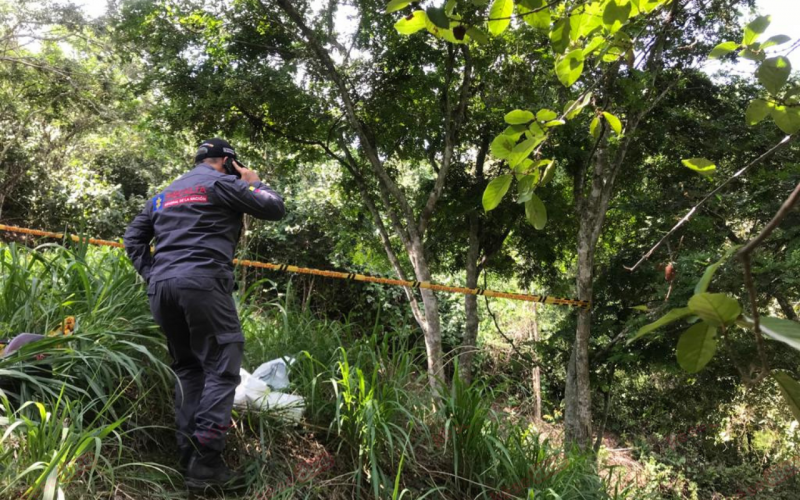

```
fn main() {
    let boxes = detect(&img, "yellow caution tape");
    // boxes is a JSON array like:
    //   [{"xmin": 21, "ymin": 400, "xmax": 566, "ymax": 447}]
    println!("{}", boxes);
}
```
[{"xmin": 0, "ymin": 224, "xmax": 590, "ymax": 309}]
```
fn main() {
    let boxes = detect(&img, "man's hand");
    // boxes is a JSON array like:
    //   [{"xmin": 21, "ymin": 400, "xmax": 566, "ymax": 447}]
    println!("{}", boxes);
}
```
[{"xmin": 233, "ymin": 161, "xmax": 261, "ymax": 184}]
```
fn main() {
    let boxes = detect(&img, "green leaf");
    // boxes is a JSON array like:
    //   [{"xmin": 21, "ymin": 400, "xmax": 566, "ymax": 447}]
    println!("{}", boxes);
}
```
[
  {"xmin": 631, "ymin": 305, "xmax": 649, "ymax": 311},
  {"xmin": 759, "ymin": 317, "xmax": 800, "ymax": 353},
  {"xmin": 739, "ymin": 48, "xmax": 766, "ymax": 62},
  {"xmin": 583, "ymin": 36, "xmax": 606, "ymax": 56},
  {"xmin": 629, "ymin": 307, "xmax": 692, "ymax": 344},
  {"xmin": 589, "ymin": 115, "xmax": 601, "ymax": 139},
  {"xmin": 564, "ymin": 92, "xmax": 592, "ymax": 120},
  {"xmin": 488, "ymin": 0, "xmax": 513, "ymax": 36},
  {"xmin": 709, "ymin": 41, "xmax": 739, "ymax": 59},
  {"xmin": 555, "ymin": 49, "xmax": 585, "ymax": 87},
  {"xmin": 569, "ymin": 14, "xmax": 585, "ymax": 42},
  {"xmin": 745, "ymin": 99, "xmax": 771, "ymax": 126},
  {"xmin": 502, "ymin": 124, "xmax": 528, "ymax": 141},
  {"xmin": 508, "ymin": 137, "xmax": 539, "ymax": 168},
  {"xmin": 524, "ymin": 192, "xmax": 547, "ymax": 230},
  {"xmin": 528, "ymin": 121, "xmax": 545, "ymax": 137},
  {"xmin": 761, "ymin": 34, "xmax": 791, "ymax": 50},
  {"xmin": 466, "ymin": 26, "xmax": 490, "ymax": 44},
  {"xmin": 539, "ymin": 160, "xmax": 557, "ymax": 185},
  {"xmin": 482, "ymin": 174, "xmax": 513, "ymax": 211},
  {"xmin": 677, "ymin": 323, "xmax": 717, "ymax": 373},
  {"xmin": 549, "ymin": 18, "xmax": 571, "ymax": 54},
  {"xmin": 518, "ymin": 0, "xmax": 550, "ymax": 30},
  {"xmin": 386, "ymin": 0, "xmax": 412, "ymax": 13},
  {"xmin": 536, "ymin": 109, "xmax": 557, "ymax": 122},
  {"xmin": 602, "ymin": 0, "xmax": 631, "ymax": 34},
  {"xmin": 516, "ymin": 174, "xmax": 537, "ymax": 203},
  {"xmin": 757, "ymin": 56, "xmax": 792, "ymax": 95},
  {"xmin": 544, "ymin": 119, "xmax": 565, "ymax": 128},
  {"xmin": 395, "ymin": 11, "xmax": 428, "ymax": 35},
  {"xmin": 681, "ymin": 158, "xmax": 716, "ymax": 176},
  {"xmin": 770, "ymin": 104, "xmax": 800, "ymax": 135},
  {"xmin": 426, "ymin": 7, "xmax": 450, "ymax": 30},
  {"xmin": 774, "ymin": 372, "xmax": 800, "ymax": 422},
  {"xmin": 513, "ymin": 158, "xmax": 535, "ymax": 175},
  {"xmin": 688, "ymin": 293, "xmax": 741, "ymax": 327},
  {"xmin": 693, "ymin": 247, "xmax": 739, "ymax": 294},
  {"xmin": 490, "ymin": 134, "xmax": 515, "ymax": 159},
  {"xmin": 743, "ymin": 15, "xmax": 771, "ymax": 46},
  {"xmin": 505, "ymin": 109, "xmax": 535, "ymax": 125},
  {"xmin": 602, "ymin": 111, "xmax": 622, "ymax": 135}
]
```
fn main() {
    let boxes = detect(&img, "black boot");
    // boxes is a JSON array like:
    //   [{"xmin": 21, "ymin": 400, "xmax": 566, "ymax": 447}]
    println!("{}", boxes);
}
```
[
  {"xmin": 178, "ymin": 445, "xmax": 193, "ymax": 473},
  {"xmin": 184, "ymin": 447, "xmax": 246, "ymax": 493}
]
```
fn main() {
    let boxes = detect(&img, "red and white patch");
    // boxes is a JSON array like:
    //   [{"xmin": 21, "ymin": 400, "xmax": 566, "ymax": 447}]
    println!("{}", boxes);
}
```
[{"xmin": 164, "ymin": 194, "xmax": 208, "ymax": 208}]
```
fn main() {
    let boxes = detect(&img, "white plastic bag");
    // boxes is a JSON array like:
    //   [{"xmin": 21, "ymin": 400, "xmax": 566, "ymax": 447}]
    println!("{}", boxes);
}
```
[
  {"xmin": 251, "ymin": 356, "xmax": 295, "ymax": 390},
  {"xmin": 233, "ymin": 357, "xmax": 305, "ymax": 421}
]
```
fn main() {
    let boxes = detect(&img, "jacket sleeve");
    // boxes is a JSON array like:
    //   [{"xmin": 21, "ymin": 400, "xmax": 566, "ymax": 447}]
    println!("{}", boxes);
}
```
[
  {"xmin": 124, "ymin": 202, "xmax": 154, "ymax": 282},
  {"xmin": 212, "ymin": 178, "xmax": 286, "ymax": 221}
]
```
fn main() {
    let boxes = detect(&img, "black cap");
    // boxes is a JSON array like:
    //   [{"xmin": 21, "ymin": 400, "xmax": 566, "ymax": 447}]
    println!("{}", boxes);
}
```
[{"xmin": 195, "ymin": 138, "xmax": 238, "ymax": 163}]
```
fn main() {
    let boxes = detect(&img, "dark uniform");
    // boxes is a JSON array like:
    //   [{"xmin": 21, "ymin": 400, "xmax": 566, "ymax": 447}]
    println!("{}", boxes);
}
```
[{"xmin": 124, "ymin": 154, "xmax": 284, "ymax": 458}]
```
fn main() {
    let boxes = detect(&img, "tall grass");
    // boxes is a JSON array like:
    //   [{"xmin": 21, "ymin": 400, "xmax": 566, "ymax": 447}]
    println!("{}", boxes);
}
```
[{"xmin": 0, "ymin": 242, "xmax": 634, "ymax": 499}]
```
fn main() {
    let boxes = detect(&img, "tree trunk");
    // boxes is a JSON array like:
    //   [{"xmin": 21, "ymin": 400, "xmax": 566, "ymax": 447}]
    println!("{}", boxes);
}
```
[
  {"xmin": 565, "ymin": 226, "xmax": 595, "ymax": 448},
  {"xmin": 530, "ymin": 302, "xmax": 542, "ymax": 422},
  {"xmin": 773, "ymin": 292, "xmax": 798, "ymax": 321},
  {"xmin": 460, "ymin": 213, "xmax": 481, "ymax": 384}
]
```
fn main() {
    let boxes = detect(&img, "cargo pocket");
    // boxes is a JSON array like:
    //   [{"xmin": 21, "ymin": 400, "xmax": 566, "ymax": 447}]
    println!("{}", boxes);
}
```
[{"xmin": 213, "ymin": 331, "xmax": 244, "ymax": 378}]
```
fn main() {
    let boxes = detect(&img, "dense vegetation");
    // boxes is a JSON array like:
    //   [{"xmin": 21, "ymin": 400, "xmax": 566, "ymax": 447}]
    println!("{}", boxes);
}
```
[{"xmin": 1, "ymin": 0, "xmax": 799, "ymax": 498}]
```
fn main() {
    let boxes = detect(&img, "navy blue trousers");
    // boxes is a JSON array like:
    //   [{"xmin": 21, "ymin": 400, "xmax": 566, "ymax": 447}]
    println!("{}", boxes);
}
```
[{"xmin": 148, "ymin": 277, "xmax": 244, "ymax": 452}]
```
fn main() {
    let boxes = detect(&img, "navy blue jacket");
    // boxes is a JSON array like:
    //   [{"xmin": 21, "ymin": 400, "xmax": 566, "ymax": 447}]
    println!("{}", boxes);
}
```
[{"xmin": 124, "ymin": 163, "xmax": 285, "ymax": 284}]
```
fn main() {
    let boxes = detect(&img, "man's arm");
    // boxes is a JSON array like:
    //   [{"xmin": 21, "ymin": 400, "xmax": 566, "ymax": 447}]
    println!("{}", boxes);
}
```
[
  {"xmin": 124, "ymin": 202, "xmax": 154, "ymax": 282},
  {"xmin": 213, "ymin": 177, "xmax": 286, "ymax": 221}
]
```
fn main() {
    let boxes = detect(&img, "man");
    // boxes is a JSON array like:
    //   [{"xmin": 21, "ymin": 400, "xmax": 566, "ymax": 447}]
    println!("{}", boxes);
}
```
[{"xmin": 124, "ymin": 138, "xmax": 285, "ymax": 491}]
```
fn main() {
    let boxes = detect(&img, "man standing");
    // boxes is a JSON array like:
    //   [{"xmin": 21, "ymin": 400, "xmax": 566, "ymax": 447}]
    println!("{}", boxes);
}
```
[{"xmin": 124, "ymin": 138, "xmax": 285, "ymax": 491}]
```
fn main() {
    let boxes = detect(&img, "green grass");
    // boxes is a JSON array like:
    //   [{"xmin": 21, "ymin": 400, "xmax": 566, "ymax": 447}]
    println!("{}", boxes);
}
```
[{"xmin": 0, "ymin": 242, "xmax": 631, "ymax": 499}]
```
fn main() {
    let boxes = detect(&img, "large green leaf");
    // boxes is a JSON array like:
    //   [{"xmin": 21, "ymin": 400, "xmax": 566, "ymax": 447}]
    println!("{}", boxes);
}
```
[
  {"xmin": 743, "ymin": 15, "xmax": 771, "ymax": 46},
  {"xmin": 681, "ymin": 158, "xmax": 716, "ymax": 176},
  {"xmin": 505, "ymin": 109, "xmax": 535, "ymax": 125},
  {"xmin": 694, "ymin": 247, "xmax": 738, "ymax": 294},
  {"xmin": 745, "ymin": 99, "xmax": 771, "ymax": 126},
  {"xmin": 518, "ymin": 0, "xmax": 550, "ymax": 30},
  {"xmin": 757, "ymin": 56, "xmax": 791, "ymax": 95},
  {"xmin": 709, "ymin": 41, "xmax": 739, "ymax": 59},
  {"xmin": 761, "ymin": 34, "xmax": 791, "ymax": 50},
  {"xmin": 773, "ymin": 372, "xmax": 800, "ymax": 422},
  {"xmin": 549, "ymin": 18, "xmax": 571, "ymax": 54},
  {"xmin": 589, "ymin": 115, "xmax": 601, "ymax": 139},
  {"xmin": 770, "ymin": 105, "xmax": 800, "ymax": 135},
  {"xmin": 628, "ymin": 307, "xmax": 692, "ymax": 344},
  {"xmin": 502, "ymin": 124, "xmax": 528, "ymax": 141},
  {"xmin": 426, "ymin": 7, "xmax": 450, "ymax": 29},
  {"xmin": 602, "ymin": 0, "xmax": 631, "ymax": 34},
  {"xmin": 555, "ymin": 49, "xmax": 585, "ymax": 87},
  {"xmin": 516, "ymin": 174, "xmax": 537, "ymax": 203},
  {"xmin": 466, "ymin": 26, "xmax": 490, "ymax": 44},
  {"xmin": 688, "ymin": 293, "xmax": 741, "ymax": 327},
  {"xmin": 759, "ymin": 316, "xmax": 800, "ymax": 353},
  {"xmin": 539, "ymin": 160, "xmax": 557, "ymax": 185},
  {"xmin": 488, "ymin": 0, "xmax": 513, "ymax": 36},
  {"xmin": 508, "ymin": 136, "xmax": 539, "ymax": 167},
  {"xmin": 482, "ymin": 174, "xmax": 513, "ymax": 211},
  {"xmin": 395, "ymin": 11, "xmax": 427, "ymax": 35},
  {"xmin": 524, "ymin": 193, "xmax": 547, "ymax": 230},
  {"xmin": 386, "ymin": 0, "xmax": 412, "ymax": 13},
  {"xmin": 490, "ymin": 134, "xmax": 515, "ymax": 159},
  {"xmin": 583, "ymin": 36, "xmax": 606, "ymax": 57},
  {"xmin": 677, "ymin": 323, "xmax": 717, "ymax": 373},
  {"xmin": 602, "ymin": 112, "xmax": 622, "ymax": 135},
  {"xmin": 536, "ymin": 109, "xmax": 557, "ymax": 122}
]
